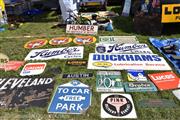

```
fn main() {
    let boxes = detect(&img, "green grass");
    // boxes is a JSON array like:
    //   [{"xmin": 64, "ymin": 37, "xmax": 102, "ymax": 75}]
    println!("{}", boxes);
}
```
[{"xmin": 0, "ymin": 10, "xmax": 180, "ymax": 120}]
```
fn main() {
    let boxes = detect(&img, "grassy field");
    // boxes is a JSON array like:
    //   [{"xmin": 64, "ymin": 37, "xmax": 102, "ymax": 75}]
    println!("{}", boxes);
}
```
[{"xmin": 0, "ymin": 9, "xmax": 180, "ymax": 120}]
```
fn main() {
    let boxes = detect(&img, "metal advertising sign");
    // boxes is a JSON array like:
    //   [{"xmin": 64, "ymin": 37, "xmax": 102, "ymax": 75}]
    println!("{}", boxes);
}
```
[
  {"xmin": 0, "ymin": 77, "xmax": 55, "ymax": 108},
  {"xmin": 96, "ymin": 71, "xmax": 124, "ymax": 92},
  {"xmin": 3, "ymin": 61, "xmax": 24, "ymax": 71},
  {"xmin": 66, "ymin": 24, "xmax": 98, "ymax": 35},
  {"xmin": 20, "ymin": 62, "xmax": 46, "ymax": 76},
  {"xmin": 62, "ymin": 73, "xmax": 93, "ymax": 79},
  {"xmin": 162, "ymin": 4, "xmax": 180, "ymax": 23},
  {"xmin": 73, "ymin": 36, "xmax": 96, "ymax": 45},
  {"xmin": 66, "ymin": 60, "xmax": 87, "ymax": 66},
  {"xmin": 87, "ymin": 53, "xmax": 172, "ymax": 70},
  {"xmin": 24, "ymin": 39, "xmax": 48, "ymax": 49},
  {"xmin": 124, "ymin": 82, "xmax": 157, "ymax": 92},
  {"xmin": 49, "ymin": 37, "xmax": 72, "ymax": 45},
  {"xmin": 127, "ymin": 70, "xmax": 148, "ymax": 82},
  {"xmin": 148, "ymin": 72, "xmax": 180, "ymax": 90},
  {"xmin": 25, "ymin": 46, "xmax": 84, "ymax": 61},
  {"xmin": 48, "ymin": 80, "xmax": 92, "ymax": 114},
  {"xmin": 99, "ymin": 36, "xmax": 138, "ymax": 44},
  {"xmin": 101, "ymin": 93, "xmax": 137, "ymax": 118},
  {"xmin": 96, "ymin": 43, "xmax": 153, "ymax": 54}
]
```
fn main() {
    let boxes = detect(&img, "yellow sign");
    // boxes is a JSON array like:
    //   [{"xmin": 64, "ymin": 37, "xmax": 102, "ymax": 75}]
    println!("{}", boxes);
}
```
[
  {"xmin": 93, "ymin": 62, "xmax": 112, "ymax": 67},
  {"xmin": 0, "ymin": 0, "xmax": 5, "ymax": 11},
  {"xmin": 162, "ymin": 4, "xmax": 180, "ymax": 23}
]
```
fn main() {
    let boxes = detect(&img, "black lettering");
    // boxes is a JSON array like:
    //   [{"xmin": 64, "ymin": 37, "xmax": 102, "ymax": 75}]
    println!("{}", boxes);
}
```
[{"xmin": 165, "ymin": 7, "xmax": 172, "ymax": 15}]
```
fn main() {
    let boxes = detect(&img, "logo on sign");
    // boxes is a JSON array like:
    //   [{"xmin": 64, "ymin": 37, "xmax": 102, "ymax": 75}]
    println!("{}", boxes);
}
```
[
  {"xmin": 24, "ymin": 39, "xmax": 48, "ymax": 49},
  {"xmin": 48, "ymin": 80, "xmax": 91, "ymax": 114},
  {"xmin": 20, "ymin": 62, "xmax": 46, "ymax": 76},
  {"xmin": 49, "ymin": 37, "xmax": 72, "ymax": 45}
]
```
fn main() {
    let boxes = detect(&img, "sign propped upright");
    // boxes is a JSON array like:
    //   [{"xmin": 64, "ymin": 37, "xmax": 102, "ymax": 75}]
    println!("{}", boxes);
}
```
[{"xmin": 48, "ymin": 80, "xmax": 92, "ymax": 114}]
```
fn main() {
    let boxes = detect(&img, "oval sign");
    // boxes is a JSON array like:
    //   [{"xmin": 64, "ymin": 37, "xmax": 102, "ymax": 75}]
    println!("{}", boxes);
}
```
[
  {"xmin": 49, "ymin": 37, "xmax": 72, "ymax": 45},
  {"xmin": 93, "ymin": 62, "xmax": 112, "ymax": 67},
  {"xmin": 73, "ymin": 36, "xmax": 96, "ymax": 45},
  {"xmin": 24, "ymin": 39, "xmax": 48, "ymax": 49}
]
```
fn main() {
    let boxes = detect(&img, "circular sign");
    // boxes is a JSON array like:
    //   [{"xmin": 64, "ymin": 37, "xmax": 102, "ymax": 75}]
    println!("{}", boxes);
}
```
[
  {"xmin": 0, "ymin": 53, "xmax": 9, "ymax": 65},
  {"xmin": 102, "ymin": 95, "xmax": 133, "ymax": 116},
  {"xmin": 49, "ymin": 37, "xmax": 72, "ymax": 45},
  {"xmin": 24, "ymin": 39, "xmax": 48, "ymax": 49},
  {"xmin": 96, "ymin": 45, "xmax": 106, "ymax": 53},
  {"xmin": 73, "ymin": 36, "xmax": 96, "ymax": 45}
]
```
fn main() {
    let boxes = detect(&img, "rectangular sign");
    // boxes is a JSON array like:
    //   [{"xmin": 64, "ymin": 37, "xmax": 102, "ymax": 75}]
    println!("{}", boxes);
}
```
[
  {"xmin": 66, "ymin": 60, "xmax": 87, "ymax": 66},
  {"xmin": 127, "ymin": 70, "xmax": 148, "ymax": 82},
  {"xmin": 0, "ymin": 77, "xmax": 55, "ymax": 108},
  {"xmin": 25, "ymin": 46, "xmax": 84, "ymax": 61},
  {"xmin": 87, "ymin": 53, "xmax": 172, "ymax": 70},
  {"xmin": 96, "ymin": 43, "xmax": 153, "ymax": 54},
  {"xmin": 99, "ymin": 36, "xmax": 138, "ymax": 44},
  {"xmin": 124, "ymin": 82, "xmax": 157, "ymax": 92},
  {"xmin": 66, "ymin": 24, "xmax": 98, "ymax": 35},
  {"xmin": 162, "ymin": 4, "xmax": 180, "ymax": 23},
  {"xmin": 148, "ymin": 72, "xmax": 180, "ymax": 90},
  {"xmin": 62, "ymin": 73, "xmax": 93, "ymax": 79},
  {"xmin": 96, "ymin": 71, "xmax": 124, "ymax": 92}
]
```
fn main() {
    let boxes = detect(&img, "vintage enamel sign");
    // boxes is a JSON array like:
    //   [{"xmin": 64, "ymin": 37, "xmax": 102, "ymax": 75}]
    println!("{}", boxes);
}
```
[
  {"xmin": 127, "ymin": 70, "xmax": 148, "ymax": 82},
  {"xmin": 25, "ymin": 46, "xmax": 84, "ymax": 61},
  {"xmin": 48, "ymin": 80, "xmax": 92, "ymax": 114},
  {"xmin": 49, "ymin": 37, "xmax": 72, "ymax": 45},
  {"xmin": 73, "ymin": 36, "xmax": 96, "ymax": 45},
  {"xmin": 24, "ymin": 39, "xmax": 48, "ymax": 49}
]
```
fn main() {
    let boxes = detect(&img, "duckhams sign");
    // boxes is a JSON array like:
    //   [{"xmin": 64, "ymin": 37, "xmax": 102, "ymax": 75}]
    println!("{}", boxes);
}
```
[
  {"xmin": 87, "ymin": 53, "xmax": 171, "ymax": 70},
  {"xmin": 96, "ymin": 43, "xmax": 153, "ymax": 54},
  {"xmin": 25, "ymin": 46, "xmax": 84, "ymax": 61},
  {"xmin": 66, "ymin": 25, "xmax": 98, "ymax": 35},
  {"xmin": 48, "ymin": 80, "xmax": 92, "ymax": 114},
  {"xmin": 0, "ymin": 77, "xmax": 55, "ymax": 108}
]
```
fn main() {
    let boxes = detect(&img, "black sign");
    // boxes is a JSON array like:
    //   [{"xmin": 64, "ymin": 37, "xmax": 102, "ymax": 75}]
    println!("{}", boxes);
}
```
[
  {"xmin": 66, "ymin": 60, "xmax": 87, "ymax": 66},
  {"xmin": 102, "ymin": 95, "xmax": 133, "ymax": 116},
  {"xmin": 0, "ymin": 77, "xmax": 55, "ymax": 108},
  {"xmin": 62, "ymin": 73, "xmax": 93, "ymax": 79}
]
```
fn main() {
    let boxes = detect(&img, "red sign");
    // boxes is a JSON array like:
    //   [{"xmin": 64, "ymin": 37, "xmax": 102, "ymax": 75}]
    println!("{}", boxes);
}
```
[
  {"xmin": 0, "ymin": 61, "xmax": 24, "ymax": 71},
  {"xmin": 24, "ymin": 39, "xmax": 48, "ymax": 49},
  {"xmin": 148, "ymin": 72, "xmax": 180, "ymax": 90}
]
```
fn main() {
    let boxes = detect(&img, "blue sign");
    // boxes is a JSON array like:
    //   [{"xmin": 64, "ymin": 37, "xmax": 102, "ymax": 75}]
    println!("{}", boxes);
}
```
[{"xmin": 48, "ymin": 80, "xmax": 91, "ymax": 114}]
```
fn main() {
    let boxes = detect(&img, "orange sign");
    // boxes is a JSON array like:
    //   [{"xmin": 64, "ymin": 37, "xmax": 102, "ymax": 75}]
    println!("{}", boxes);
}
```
[
  {"xmin": 162, "ymin": 4, "xmax": 180, "ymax": 23},
  {"xmin": 49, "ymin": 37, "xmax": 72, "ymax": 45},
  {"xmin": 24, "ymin": 39, "xmax": 48, "ymax": 49},
  {"xmin": 148, "ymin": 72, "xmax": 180, "ymax": 90},
  {"xmin": 73, "ymin": 36, "xmax": 96, "ymax": 45}
]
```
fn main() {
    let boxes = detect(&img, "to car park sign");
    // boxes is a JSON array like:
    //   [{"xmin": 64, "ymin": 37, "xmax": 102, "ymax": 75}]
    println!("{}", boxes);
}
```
[{"xmin": 48, "ymin": 80, "xmax": 92, "ymax": 114}]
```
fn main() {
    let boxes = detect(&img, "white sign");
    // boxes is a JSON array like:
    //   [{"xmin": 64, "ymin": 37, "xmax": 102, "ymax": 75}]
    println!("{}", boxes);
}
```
[
  {"xmin": 172, "ymin": 89, "xmax": 180, "ymax": 100},
  {"xmin": 20, "ymin": 62, "xmax": 46, "ymax": 76},
  {"xmin": 87, "ymin": 53, "xmax": 172, "ymax": 70},
  {"xmin": 25, "ymin": 46, "xmax": 84, "ymax": 61},
  {"xmin": 101, "ymin": 93, "xmax": 137, "ymax": 118},
  {"xmin": 96, "ymin": 43, "xmax": 153, "ymax": 54},
  {"xmin": 99, "ymin": 36, "xmax": 138, "ymax": 44},
  {"xmin": 66, "ymin": 24, "xmax": 98, "ymax": 35},
  {"xmin": 122, "ymin": 0, "xmax": 131, "ymax": 16}
]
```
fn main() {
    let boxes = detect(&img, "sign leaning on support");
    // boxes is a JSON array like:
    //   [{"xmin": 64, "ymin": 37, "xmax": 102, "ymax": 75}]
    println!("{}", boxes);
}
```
[
  {"xmin": 48, "ymin": 80, "xmax": 92, "ymax": 114},
  {"xmin": 96, "ymin": 43, "xmax": 153, "ymax": 54},
  {"xmin": 87, "ymin": 53, "xmax": 172, "ymax": 70},
  {"xmin": 25, "ymin": 46, "xmax": 84, "ymax": 61},
  {"xmin": 66, "ymin": 24, "xmax": 98, "ymax": 35}
]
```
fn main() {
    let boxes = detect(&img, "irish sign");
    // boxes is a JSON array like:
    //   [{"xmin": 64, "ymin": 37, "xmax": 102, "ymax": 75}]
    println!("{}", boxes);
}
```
[
  {"xmin": 101, "ymin": 94, "xmax": 137, "ymax": 118},
  {"xmin": 25, "ymin": 46, "xmax": 84, "ymax": 61},
  {"xmin": 48, "ymin": 80, "xmax": 92, "ymax": 114},
  {"xmin": 66, "ymin": 25, "xmax": 98, "ymax": 35},
  {"xmin": 96, "ymin": 43, "xmax": 153, "ymax": 54},
  {"xmin": 96, "ymin": 71, "xmax": 124, "ymax": 92},
  {"xmin": 0, "ymin": 77, "xmax": 55, "ymax": 108},
  {"xmin": 87, "ymin": 53, "xmax": 172, "ymax": 70}
]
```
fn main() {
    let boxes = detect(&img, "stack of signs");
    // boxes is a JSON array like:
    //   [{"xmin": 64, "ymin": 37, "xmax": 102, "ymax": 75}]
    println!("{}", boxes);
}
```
[
  {"xmin": 96, "ymin": 71, "xmax": 124, "ymax": 92},
  {"xmin": 99, "ymin": 36, "xmax": 138, "ymax": 44},
  {"xmin": 48, "ymin": 80, "xmax": 92, "ymax": 114},
  {"xmin": 20, "ymin": 63, "xmax": 46, "ymax": 76},
  {"xmin": 62, "ymin": 73, "xmax": 93, "ymax": 79},
  {"xmin": 73, "ymin": 36, "xmax": 96, "ymax": 45},
  {"xmin": 101, "ymin": 94, "xmax": 137, "ymax": 118},
  {"xmin": 0, "ymin": 77, "xmax": 55, "ymax": 108},
  {"xmin": 148, "ymin": 72, "xmax": 180, "ymax": 90},
  {"xmin": 66, "ymin": 25, "xmax": 98, "ymax": 35},
  {"xmin": 95, "ymin": 43, "xmax": 153, "ymax": 54},
  {"xmin": 25, "ymin": 46, "xmax": 84, "ymax": 61},
  {"xmin": 127, "ymin": 70, "xmax": 148, "ymax": 82},
  {"xmin": 87, "ymin": 53, "xmax": 172, "ymax": 70},
  {"xmin": 172, "ymin": 89, "xmax": 180, "ymax": 100}
]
